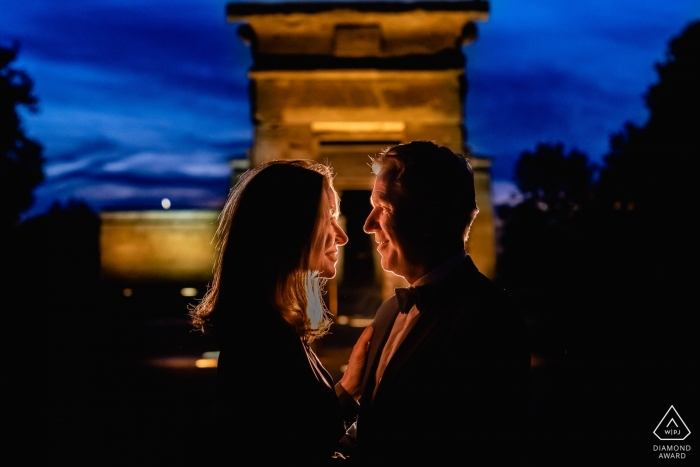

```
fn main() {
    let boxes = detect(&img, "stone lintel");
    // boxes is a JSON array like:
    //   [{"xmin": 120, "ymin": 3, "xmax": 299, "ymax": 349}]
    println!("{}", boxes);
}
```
[
  {"xmin": 249, "ymin": 69, "xmax": 463, "ymax": 80},
  {"xmin": 228, "ymin": 2, "xmax": 489, "ymax": 57},
  {"xmin": 249, "ymin": 69, "xmax": 465, "ymax": 123},
  {"xmin": 227, "ymin": 1, "xmax": 489, "ymax": 16}
]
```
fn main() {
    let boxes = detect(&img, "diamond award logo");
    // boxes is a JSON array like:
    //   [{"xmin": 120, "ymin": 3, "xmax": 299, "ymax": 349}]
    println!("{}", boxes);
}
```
[{"xmin": 654, "ymin": 405, "xmax": 691, "ymax": 441}]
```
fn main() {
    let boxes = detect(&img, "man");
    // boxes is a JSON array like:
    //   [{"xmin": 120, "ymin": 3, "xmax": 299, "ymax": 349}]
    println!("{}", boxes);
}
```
[{"xmin": 348, "ymin": 141, "xmax": 529, "ymax": 463}]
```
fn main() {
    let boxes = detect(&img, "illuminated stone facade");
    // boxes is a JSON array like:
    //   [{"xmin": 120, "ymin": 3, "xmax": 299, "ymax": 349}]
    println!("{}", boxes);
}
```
[
  {"xmin": 229, "ymin": 1, "xmax": 496, "ymax": 299},
  {"xmin": 98, "ymin": 1, "xmax": 497, "ymax": 300},
  {"xmin": 100, "ymin": 211, "xmax": 218, "ymax": 283}
]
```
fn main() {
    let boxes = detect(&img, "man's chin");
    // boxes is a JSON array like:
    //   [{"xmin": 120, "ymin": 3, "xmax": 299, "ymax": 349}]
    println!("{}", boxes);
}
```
[
  {"xmin": 380, "ymin": 259, "xmax": 397, "ymax": 275},
  {"xmin": 379, "ymin": 258, "xmax": 389, "ymax": 271}
]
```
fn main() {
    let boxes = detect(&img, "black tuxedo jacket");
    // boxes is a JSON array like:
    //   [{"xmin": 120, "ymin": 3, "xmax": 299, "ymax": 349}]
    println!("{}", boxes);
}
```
[{"xmin": 355, "ymin": 256, "xmax": 530, "ymax": 463}]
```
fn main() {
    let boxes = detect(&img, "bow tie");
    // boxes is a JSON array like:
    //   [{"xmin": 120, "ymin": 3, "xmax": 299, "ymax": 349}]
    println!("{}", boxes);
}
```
[{"xmin": 395, "ymin": 286, "xmax": 422, "ymax": 314}]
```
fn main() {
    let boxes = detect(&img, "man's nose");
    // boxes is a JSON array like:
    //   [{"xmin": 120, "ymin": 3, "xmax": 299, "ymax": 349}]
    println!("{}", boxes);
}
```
[{"xmin": 363, "ymin": 209, "xmax": 377, "ymax": 233}]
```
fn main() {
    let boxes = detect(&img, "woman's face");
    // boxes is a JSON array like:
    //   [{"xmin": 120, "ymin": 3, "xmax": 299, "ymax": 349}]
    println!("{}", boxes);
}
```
[{"xmin": 309, "ymin": 188, "xmax": 348, "ymax": 278}]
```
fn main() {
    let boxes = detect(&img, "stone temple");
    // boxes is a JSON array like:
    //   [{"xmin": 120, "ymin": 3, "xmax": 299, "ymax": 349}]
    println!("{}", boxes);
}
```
[{"xmin": 100, "ymin": 1, "xmax": 495, "ymax": 318}]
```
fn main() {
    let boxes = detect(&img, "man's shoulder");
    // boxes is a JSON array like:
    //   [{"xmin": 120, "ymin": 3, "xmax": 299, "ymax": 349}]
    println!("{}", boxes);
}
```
[
  {"xmin": 438, "ymin": 259, "xmax": 525, "ymax": 337},
  {"xmin": 444, "ymin": 256, "xmax": 512, "ymax": 304},
  {"xmin": 376, "ymin": 256, "xmax": 514, "ymax": 313}
]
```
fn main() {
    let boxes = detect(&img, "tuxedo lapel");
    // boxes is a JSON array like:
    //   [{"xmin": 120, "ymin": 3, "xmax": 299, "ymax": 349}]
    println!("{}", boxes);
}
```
[
  {"xmin": 360, "ymin": 296, "xmax": 400, "ymax": 405},
  {"xmin": 372, "ymin": 257, "xmax": 479, "ymax": 401},
  {"xmin": 373, "ymin": 301, "xmax": 442, "ymax": 401}
]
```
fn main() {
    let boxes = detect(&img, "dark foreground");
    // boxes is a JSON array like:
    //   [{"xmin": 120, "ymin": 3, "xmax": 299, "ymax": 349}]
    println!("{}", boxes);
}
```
[{"xmin": 12, "ymin": 290, "xmax": 697, "ymax": 466}]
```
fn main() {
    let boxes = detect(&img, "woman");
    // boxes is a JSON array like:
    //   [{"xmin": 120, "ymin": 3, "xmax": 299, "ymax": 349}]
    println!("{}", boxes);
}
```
[{"xmin": 190, "ymin": 159, "xmax": 371, "ymax": 462}]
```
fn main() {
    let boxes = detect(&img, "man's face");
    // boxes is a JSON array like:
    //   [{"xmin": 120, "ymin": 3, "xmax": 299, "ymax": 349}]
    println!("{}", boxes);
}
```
[{"xmin": 364, "ymin": 171, "xmax": 426, "ymax": 283}]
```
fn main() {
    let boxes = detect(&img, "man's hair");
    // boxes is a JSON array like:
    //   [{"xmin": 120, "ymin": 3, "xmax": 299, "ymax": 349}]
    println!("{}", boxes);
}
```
[
  {"xmin": 371, "ymin": 140, "xmax": 479, "ymax": 241},
  {"xmin": 190, "ymin": 159, "xmax": 336, "ymax": 342}
]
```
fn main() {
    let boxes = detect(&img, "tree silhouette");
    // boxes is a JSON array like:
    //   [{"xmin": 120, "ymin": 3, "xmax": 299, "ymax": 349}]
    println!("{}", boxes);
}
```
[
  {"xmin": 594, "ymin": 20, "xmax": 699, "ymax": 285},
  {"xmin": 599, "ymin": 21, "xmax": 698, "ymax": 215},
  {"xmin": 496, "ymin": 21, "xmax": 699, "ymax": 367},
  {"xmin": 1, "ymin": 43, "xmax": 44, "ymax": 231},
  {"xmin": 14, "ymin": 200, "xmax": 101, "ymax": 300},
  {"xmin": 497, "ymin": 143, "xmax": 595, "ymax": 290},
  {"xmin": 492, "ymin": 23, "xmax": 699, "ymax": 464},
  {"xmin": 499, "ymin": 21, "xmax": 700, "ymax": 297}
]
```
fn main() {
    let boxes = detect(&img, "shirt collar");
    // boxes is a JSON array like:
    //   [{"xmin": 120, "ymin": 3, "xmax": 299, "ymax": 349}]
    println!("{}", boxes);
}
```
[{"xmin": 412, "ymin": 250, "xmax": 468, "ymax": 287}]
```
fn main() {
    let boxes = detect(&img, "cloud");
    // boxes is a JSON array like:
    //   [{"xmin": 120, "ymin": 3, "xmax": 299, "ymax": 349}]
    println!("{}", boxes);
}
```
[
  {"xmin": 491, "ymin": 180, "xmax": 524, "ymax": 207},
  {"xmin": 467, "ymin": 66, "xmax": 630, "ymax": 179},
  {"xmin": 24, "ymin": 167, "xmax": 232, "ymax": 219},
  {"xmin": 100, "ymin": 151, "xmax": 232, "ymax": 177},
  {"xmin": 5, "ymin": 0, "xmax": 699, "ymax": 214},
  {"xmin": 465, "ymin": 0, "xmax": 698, "ymax": 180},
  {"xmin": 4, "ymin": 1, "xmax": 251, "ymax": 92}
]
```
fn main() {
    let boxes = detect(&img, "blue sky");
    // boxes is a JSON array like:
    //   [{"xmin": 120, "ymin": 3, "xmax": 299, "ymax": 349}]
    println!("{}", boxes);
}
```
[{"xmin": 2, "ymin": 0, "xmax": 698, "ymax": 217}]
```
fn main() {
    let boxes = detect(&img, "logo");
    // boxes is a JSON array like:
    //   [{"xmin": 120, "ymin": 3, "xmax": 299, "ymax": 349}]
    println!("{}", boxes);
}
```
[{"xmin": 654, "ymin": 405, "xmax": 691, "ymax": 441}]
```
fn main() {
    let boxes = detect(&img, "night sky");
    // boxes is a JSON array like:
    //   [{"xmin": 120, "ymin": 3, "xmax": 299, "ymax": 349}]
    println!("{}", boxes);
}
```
[{"xmin": 2, "ymin": 0, "xmax": 698, "ymax": 218}]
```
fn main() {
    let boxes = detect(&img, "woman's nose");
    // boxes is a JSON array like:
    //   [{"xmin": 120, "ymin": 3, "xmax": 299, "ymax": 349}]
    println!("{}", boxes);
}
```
[{"xmin": 336, "ymin": 224, "xmax": 349, "ymax": 246}]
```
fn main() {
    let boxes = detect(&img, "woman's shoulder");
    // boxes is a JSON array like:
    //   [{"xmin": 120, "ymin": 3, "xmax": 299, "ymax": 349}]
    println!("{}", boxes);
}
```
[
  {"xmin": 217, "ymin": 304, "xmax": 299, "ymax": 344},
  {"xmin": 217, "ymin": 310, "xmax": 307, "ymax": 369}
]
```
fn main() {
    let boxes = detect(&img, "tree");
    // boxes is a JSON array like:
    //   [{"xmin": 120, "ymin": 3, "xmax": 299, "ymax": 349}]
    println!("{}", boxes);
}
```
[
  {"xmin": 593, "ymin": 21, "xmax": 699, "ymax": 287},
  {"xmin": 12, "ymin": 200, "xmax": 101, "ymax": 302},
  {"xmin": 497, "ymin": 143, "xmax": 595, "ymax": 289},
  {"xmin": 598, "ymin": 20, "xmax": 699, "ymax": 222},
  {"xmin": 499, "ymin": 21, "xmax": 700, "ymax": 293},
  {"xmin": 1, "ymin": 43, "xmax": 44, "ymax": 231},
  {"xmin": 494, "ymin": 25, "xmax": 699, "ymax": 460}
]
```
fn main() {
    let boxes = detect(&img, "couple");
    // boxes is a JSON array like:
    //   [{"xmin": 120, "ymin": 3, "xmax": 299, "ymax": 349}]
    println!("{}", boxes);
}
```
[{"xmin": 190, "ymin": 141, "xmax": 530, "ymax": 464}]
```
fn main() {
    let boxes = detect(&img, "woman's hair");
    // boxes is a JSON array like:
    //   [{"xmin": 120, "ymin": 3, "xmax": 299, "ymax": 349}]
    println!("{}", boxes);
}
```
[{"xmin": 190, "ymin": 159, "xmax": 337, "ymax": 342}]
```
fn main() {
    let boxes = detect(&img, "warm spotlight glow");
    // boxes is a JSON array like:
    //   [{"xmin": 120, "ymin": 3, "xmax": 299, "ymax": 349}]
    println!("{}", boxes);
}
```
[
  {"xmin": 340, "ymin": 364, "xmax": 348, "ymax": 373},
  {"xmin": 145, "ymin": 351, "xmax": 220, "ymax": 369},
  {"xmin": 161, "ymin": 198, "xmax": 171, "ymax": 209},
  {"xmin": 335, "ymin": 316, "xmax": 373, "ymax": 327},
  {"xmin": 349, "ymin": 318, "xmax": 373, "ymax": 327},
  {"xmin": 146, "ymin": 357, "xmax": 197, "ymax": 369},
  {"xmin": 311, "ymin": 121, "xmax": 405, "ymax": 133},
  {"xmin": 180, "ymin": 287, "xmax": 198, "ymax": 297},
  {"xmin": 336, "ymin": 315, "xmax": 350, "ymax": 325},
  {"xmin": 195, "ymin": 358, "xmax": 218, "ymax": 368},
  {"xmin": 196, "ymin": 351, "xmax": 220, "ymax": 368},
  {"xmin": 194, "ymin": 351, "xmax": 219, "ymax": 368},
  {"xmin": 122, "ymin": 288, "xmax": 133, "ymax": 297}
]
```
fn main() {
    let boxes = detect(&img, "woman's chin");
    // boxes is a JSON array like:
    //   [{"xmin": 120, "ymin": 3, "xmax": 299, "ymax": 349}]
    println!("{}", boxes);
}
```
[{"xmin": 318, "ymin": 268, "xmax": 336, "ymax": 280}]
